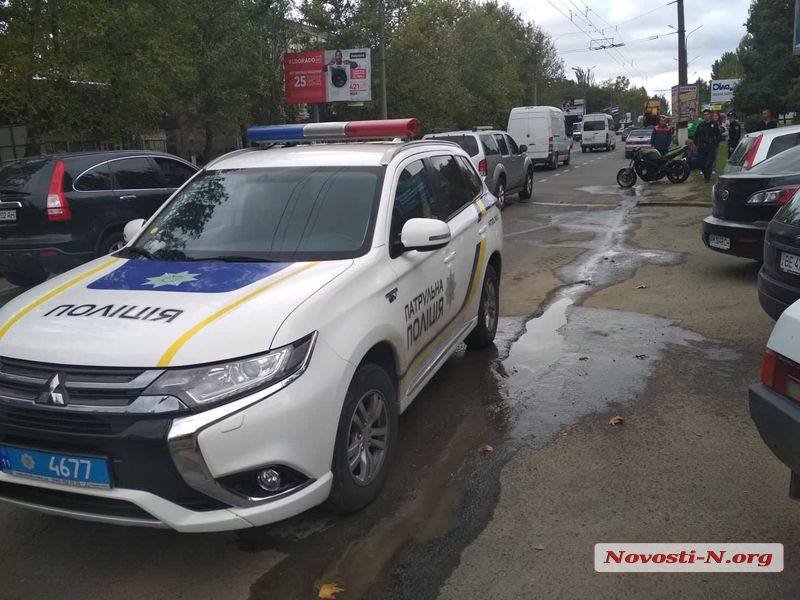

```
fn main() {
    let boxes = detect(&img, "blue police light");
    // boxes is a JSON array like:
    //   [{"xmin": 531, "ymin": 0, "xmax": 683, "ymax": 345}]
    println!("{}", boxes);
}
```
[
  {"xmin": 247, "ymin": 119, "xmax": 420, "ymax": 144},
  {"xmin": 248, "ymin": 124, "xmax": 305, "ymax": 142}
]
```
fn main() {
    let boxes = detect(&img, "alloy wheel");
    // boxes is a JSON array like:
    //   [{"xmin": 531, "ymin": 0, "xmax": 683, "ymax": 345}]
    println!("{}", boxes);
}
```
[{"xmin": 347, "ymin": 390, "xmax": 389, "ymax": 486}]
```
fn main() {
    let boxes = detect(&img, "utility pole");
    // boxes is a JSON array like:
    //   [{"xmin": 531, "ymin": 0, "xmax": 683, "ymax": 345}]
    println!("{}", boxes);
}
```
[
  {"xmin": 677, "ymin": 0, "xmax": 687, "ymax": 85},
  {"xmin": 379, "ymin": 0, "xmax": 388, "ymax": 119}
]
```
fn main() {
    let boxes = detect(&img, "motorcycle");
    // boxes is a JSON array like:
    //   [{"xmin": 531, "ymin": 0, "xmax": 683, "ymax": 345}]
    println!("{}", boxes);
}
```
[{"xmin": 616, "ymin": 145, "xmax": 691, "ymax": 188}]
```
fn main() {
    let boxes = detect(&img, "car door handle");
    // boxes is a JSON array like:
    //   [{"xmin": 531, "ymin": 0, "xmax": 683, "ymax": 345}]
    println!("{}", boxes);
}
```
[
  {"xmin": 119, "ymin": 194, "xmax": 137, "ymax": 200},
  {"xmin": 443, "ymin": 251, "xmax": 457, "ymax": 264}
]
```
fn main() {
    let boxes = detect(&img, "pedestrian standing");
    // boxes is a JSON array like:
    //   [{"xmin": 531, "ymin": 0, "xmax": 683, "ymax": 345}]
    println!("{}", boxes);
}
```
[
  {"xmin": 755, "ymin": 108, "xmax": 778, "ymax": 131},
  {"xmin": 687, "ymin": 108, "xmax": 704, "ymax": 140},
  {"xmin": 727, "ymin": 111, "xmax": 741, "ymax": 156},
  {"xmin": 650, "ymin": 115, "xmax": 672, "ymax": 156},
  {"xmin": 694, "ymin": 109, "xmax": 722, "ymax": 183}
]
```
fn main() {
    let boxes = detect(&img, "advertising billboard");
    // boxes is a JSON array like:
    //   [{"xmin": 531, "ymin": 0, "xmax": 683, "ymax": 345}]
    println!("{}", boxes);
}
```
[
  {"xmin": 710, "ymin": 79, "xmax": 740, "ymax": 104},
  {"xmin": 671, "ymin": 84, "xmax": 699, "ymax": 122},
  {"xmin": 284, "ymin": 48, "xmax": 371, "ymax": 104}
]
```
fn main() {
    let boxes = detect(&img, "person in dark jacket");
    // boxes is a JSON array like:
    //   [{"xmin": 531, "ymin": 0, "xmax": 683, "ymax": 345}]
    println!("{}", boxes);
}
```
[
  {"xmin": 727, "ymin": 111, "xmax": 741, "ymax": 156},
  {"xmin": 650, "ymin": 116, "xmax": 672, "ymax": 156},
  {"xmin": 755, "ymin": 108, "xmax": 778, "ymax": 131},
  {"xmin": 694, "ymin": 109, "xmax": 722, "ymax": 183}
]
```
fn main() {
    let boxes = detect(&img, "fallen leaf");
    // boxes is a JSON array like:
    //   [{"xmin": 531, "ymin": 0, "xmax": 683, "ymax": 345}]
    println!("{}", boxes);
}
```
[
  {"xmin": 319, "ymin": 583, "xmax": 344, "ymax": 599},
  {"xmin": 578, "ymin": 356, "xmax": 589, "ymax": 361},
  {"xmin": 636, "ymin": 284, "xmax": 648, "ymax": 289},
  {"xmin": 534, "ymin": 545, "xmax": 545, "ymax": 551},
  {"xmin": 478, "ymin": 443, "xmax": 494, "ymax": 454},
  {"xmin": 634, "ymin": 354, "xmax": 647, "ymax": 360},
  {"xmin": 609, "ymin": 416, "xmax": 624, "ymax": 426}
]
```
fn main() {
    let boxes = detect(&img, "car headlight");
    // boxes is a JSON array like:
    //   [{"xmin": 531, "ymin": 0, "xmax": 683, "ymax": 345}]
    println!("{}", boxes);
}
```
[{"xmin": 144, "ymin": 333, "xmax": 316, "ymax": 409}]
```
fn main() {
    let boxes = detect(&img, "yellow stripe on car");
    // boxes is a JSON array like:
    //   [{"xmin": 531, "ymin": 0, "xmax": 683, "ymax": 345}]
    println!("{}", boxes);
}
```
[
  {"xmin": 476, "ymin": 198, "xmax": 487, "ymax": 219},
  {"xmin": 0, "ymin": 257, "xmax": 121, "ymax": 342},
  {"xmin": 157, "ymin": 262, "xmax": 318, "ymax": 367}
]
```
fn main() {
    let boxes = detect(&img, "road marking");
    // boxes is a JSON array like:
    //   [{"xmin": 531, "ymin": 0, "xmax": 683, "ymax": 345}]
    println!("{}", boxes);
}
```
[
  {"xmin": 504, "ymin": 223, "xmax": 554, "ymax": 238},
  {"xmin": 563, "ymin": 169, "xmax": 570, "ymax": 173},
  {"xmin": 525, "ymin": 201, "xmax": 617, "ymax": 208},
  {"xmin": 539, "ymin": 178, "xmax": 548, "ymax": 182},
  {"xmin": 554, "ymin": 173, "xmax": 561, "ymax": 177}
]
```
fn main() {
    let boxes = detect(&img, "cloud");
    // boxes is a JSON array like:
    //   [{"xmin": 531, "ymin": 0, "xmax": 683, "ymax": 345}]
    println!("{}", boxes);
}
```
[{"xmin": 509, "ymin": 0, "xmax": 750, "ymax": 95}]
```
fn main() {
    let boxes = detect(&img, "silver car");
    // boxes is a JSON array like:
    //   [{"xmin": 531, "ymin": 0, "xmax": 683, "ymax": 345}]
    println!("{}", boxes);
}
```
[{"xmin": 424, "ymin": 129, "xmax": 534, "ymax": 208}]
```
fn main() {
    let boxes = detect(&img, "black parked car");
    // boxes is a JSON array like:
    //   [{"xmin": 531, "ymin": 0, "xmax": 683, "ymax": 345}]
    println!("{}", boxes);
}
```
[
  {"xmin": 759, "ymin": 193, "xmax": 800, "ymax": 319},
  {"xmin": 0, "ymin": 151, "xmax": 197, "ymax": 287},
  {"xmin": 702, "ymin": 145, "xmax": 800, "ymax": 261}
]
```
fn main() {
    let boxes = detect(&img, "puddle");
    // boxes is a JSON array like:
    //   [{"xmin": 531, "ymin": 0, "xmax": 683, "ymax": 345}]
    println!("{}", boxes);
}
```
[
  {"xmin": 495, "ymin": 196, "xmax": 737, "ymax": 445},
  {"xmin": 578, "ymin": 184, "xmax": 648, "ymax": 198}
]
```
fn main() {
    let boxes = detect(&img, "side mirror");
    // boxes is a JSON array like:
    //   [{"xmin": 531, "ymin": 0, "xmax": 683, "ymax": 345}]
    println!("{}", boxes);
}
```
[
  {"xmin": 123, "ymin": 218, "xmax": 146, "ymax": 243},
  {"xmin": 400, "ymin": 218, "xmax": 451, "ymax": 252},
  {"xmin": 519, "ymin": 144, "xmax": 528, "ymax": 153}
]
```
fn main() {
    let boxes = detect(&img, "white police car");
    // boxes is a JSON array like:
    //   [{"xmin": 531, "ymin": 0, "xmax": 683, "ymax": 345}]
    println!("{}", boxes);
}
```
[{"xmin": 0, "ymin": 119, "xmax": 503, "ymax": 531}]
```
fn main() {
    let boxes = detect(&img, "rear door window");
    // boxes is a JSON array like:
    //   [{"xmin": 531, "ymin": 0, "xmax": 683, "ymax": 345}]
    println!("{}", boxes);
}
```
[
  {"xmin": 480, "ymin": 135, "xmax": 500, "ymax": 156},
  {"xmin": 427, "ymin": 155, "xmax": 473, "ymax": 219},
  {"xmin": 493, "ymin": 134, "xmax": 509, "ymax": 156},
  {"xmin": 766, "ymin": 133, "xmax": 800, "ymax": 160},
  {"xmin": 427, "ymin": 135, "xmax": 479, "ymax": 157},
  {"xmin": 75, "ymin": 164, "xmax": 112, "ymax": 191},
  {"xmin": 110, "ymin": 157, "xmax": 165, "ymax": 190},
  {"xmin": 153, "ymin": 157, "xmax": 196, "ymax": 188}
]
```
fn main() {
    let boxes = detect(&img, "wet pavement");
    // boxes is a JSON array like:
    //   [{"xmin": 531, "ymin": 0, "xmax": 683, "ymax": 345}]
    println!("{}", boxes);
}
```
[{"xmin": 1, "ymin": 144, "xmax": 797, "ymax": 599}]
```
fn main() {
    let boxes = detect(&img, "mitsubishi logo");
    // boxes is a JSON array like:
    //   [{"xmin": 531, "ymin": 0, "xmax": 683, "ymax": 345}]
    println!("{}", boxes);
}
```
[{"xmin": 37, "ymin": 373, "xmax": 69, "ymax": 406}]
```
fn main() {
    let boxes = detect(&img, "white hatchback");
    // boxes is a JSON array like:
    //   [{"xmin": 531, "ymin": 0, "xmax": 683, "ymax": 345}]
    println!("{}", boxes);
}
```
[
  {"xmin": 726, "ymin": 124, "xmax": 800, "ymax": 174},
  {"xmin": 0, "ymin": 119, "xmax": 503, "ymax": 531}
]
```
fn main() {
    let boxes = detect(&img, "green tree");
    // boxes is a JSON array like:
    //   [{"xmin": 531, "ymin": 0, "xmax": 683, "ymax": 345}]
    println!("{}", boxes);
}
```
[
  {"xmin": 711, "ymin": 51, "xmax": 743, "ymax": 79},
  {"xmin": 735, "ymin": 0, "xmax": 800, "ymax": 115}
]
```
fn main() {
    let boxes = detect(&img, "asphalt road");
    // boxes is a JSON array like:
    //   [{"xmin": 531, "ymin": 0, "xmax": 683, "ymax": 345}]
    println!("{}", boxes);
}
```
[{"xmin": 1, "ymin": 141, "xmax": 798, "ymax": 599}]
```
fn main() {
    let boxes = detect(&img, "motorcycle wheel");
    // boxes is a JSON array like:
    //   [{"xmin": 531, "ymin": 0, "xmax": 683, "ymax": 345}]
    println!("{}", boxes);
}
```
[
  {"xmin": 666, "ymin": 160, "xmax": 691, "ymax": 184},
  {"xmin": 617, "ymin": 167, "xmax": 637, "ymax": 188}
]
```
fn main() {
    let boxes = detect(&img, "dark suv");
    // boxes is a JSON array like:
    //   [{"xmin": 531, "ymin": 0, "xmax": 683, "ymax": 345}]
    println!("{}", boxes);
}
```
[{"xmin": 0, "ymin": 151, "xmax": 197, "ymax": 287}]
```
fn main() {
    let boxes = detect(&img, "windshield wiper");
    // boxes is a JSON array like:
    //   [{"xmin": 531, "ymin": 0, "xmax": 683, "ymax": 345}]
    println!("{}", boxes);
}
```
[
  {"xmin": 121, "ymin": 246, "xmax": 157, "ymax": 260},
  {"xmin": 186, "ymin": 255, "xmax": 277, "ymax": 263}
]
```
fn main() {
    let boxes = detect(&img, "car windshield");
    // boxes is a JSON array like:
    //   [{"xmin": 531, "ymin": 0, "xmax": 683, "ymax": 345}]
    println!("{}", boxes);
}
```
[
  {"xmin": 776, "ymin": 190, "xmax": 800, "ymax": 225},
  {"xmin": 0, "ymin": 157, "xmax": 53, "ymax": 194},
  {"xmin": 130, "ymin": 166, "xmax": 383, "ymax": 262},
  {"xmin": 583, "ymin": 120, "xmax": 606, "ymax": 131},
  {"xmin": 749, "ymin": 145, "xmax": 800, "ymax": 176},
  {"xmin": 428, "ymin": 135, "xmax": 479, "ymax": 157},
  {"xmin": 729, "ymin": 135, "xmax": 757, "ymax": 166}
]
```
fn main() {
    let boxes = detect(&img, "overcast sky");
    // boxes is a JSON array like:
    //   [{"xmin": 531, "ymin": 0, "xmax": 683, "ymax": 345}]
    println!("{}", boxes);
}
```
[{"xmin": 509, "ymin": 0, "xmax": 751, "ymax": 96}]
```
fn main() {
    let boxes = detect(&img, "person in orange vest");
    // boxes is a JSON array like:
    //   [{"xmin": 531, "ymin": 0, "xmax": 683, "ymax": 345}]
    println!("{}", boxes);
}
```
[{"xmin": 650, "ymin": 115, "xmax": 672, "ymax": 157}]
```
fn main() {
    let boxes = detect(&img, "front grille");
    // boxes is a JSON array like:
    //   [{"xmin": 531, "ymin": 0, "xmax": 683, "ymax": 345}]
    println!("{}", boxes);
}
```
[
  {"xmin": 0, "ymin": 480, "xmax": 158, "ymax": 522},
  {"xmin": 0, "ymin": 403, "xmax": 134, "ymax": 436},
  {"xmin": 0, "ymin": 356, "xmax": 161, "ymax": 408}
]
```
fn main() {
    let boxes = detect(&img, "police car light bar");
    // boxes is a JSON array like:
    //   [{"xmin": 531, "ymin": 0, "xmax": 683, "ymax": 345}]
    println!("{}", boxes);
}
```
[{"xmin": 247, "ymin": 118, "xmax": 420, "ymax": 144}]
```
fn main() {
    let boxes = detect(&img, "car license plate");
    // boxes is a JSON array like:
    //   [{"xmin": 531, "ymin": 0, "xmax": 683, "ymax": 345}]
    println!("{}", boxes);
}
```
[
  {"xmin": 780, "ymin": 251, "xmax": 800, "ymax": 276},
  {"xmin": 0, "ymin": 444, "xmax": 111, "ymax": 488},
  {"xmin": 0, "ymin": 209, "xmax": 17, "ymax": 222},
  {"xmin": 708, "ymin": 234, "xmax": 731, "ymax": 250}
]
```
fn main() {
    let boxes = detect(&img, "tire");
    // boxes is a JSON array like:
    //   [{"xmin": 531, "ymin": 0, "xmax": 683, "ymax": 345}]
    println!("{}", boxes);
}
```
[
  {"xmin": 519, "ymin": 167, "xmax": 534, "ymax": 200},
  {"xmin": 327, "ymin": 363, "xmax": 398, "ymax": 514},
  {"xmin": 564, "ymin": 150, "xmax": 571, "ymax": 166},
  {"xmin": 581, "ymin": 146, "xmax": 586, "ymax": 153},
  {"xmin": 4, "ymin": 270, "xmax": 47, "ymax": 288},
  {"xmin": 97, "ymin": 230, "xmax": 125, "ymax": 256},
  {"xmin": 617, "ymin": 167, "xmax": 637, "ymax": 188},
  {"xmin": 666, "ymin": 160, "xmax": 691, "ymax": 184},
  {"xmin": 549, "ymin": 152, "xmax": 559, "ymax": 170},
  {"xmin": 495, "ymin": 177, "xmax": 506, "ymax": 209},
  {"xmin": 465, "ymin": 263, "xmax": 499, "ymax": 350}
]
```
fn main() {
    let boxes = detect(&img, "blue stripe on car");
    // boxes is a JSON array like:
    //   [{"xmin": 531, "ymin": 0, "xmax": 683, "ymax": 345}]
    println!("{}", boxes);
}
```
[{"xmin": 87, "ymin": 260, "xmax": 294, "ymax": 293}]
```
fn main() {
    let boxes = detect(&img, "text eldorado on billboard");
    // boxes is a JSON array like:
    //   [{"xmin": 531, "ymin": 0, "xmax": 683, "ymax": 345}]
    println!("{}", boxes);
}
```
[{"xmin": 284, "ymin": 48, "xmax": 372, "ymax": 104}]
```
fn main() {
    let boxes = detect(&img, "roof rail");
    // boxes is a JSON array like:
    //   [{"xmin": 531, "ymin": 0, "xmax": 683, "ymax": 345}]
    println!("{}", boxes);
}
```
[{"xmin": 379, "ymin": 139, "xmax": 461, "ymax": 165}]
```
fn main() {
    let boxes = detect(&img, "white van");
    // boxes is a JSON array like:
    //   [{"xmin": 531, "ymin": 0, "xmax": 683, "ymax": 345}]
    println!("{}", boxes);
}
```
[
  {"xmin": 507, "ymin": 106, "xmax": 571, "ymax": 169},
  {"xmin": 581, "ymin": 113, "xmax": 615, "ymax": 152}
]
